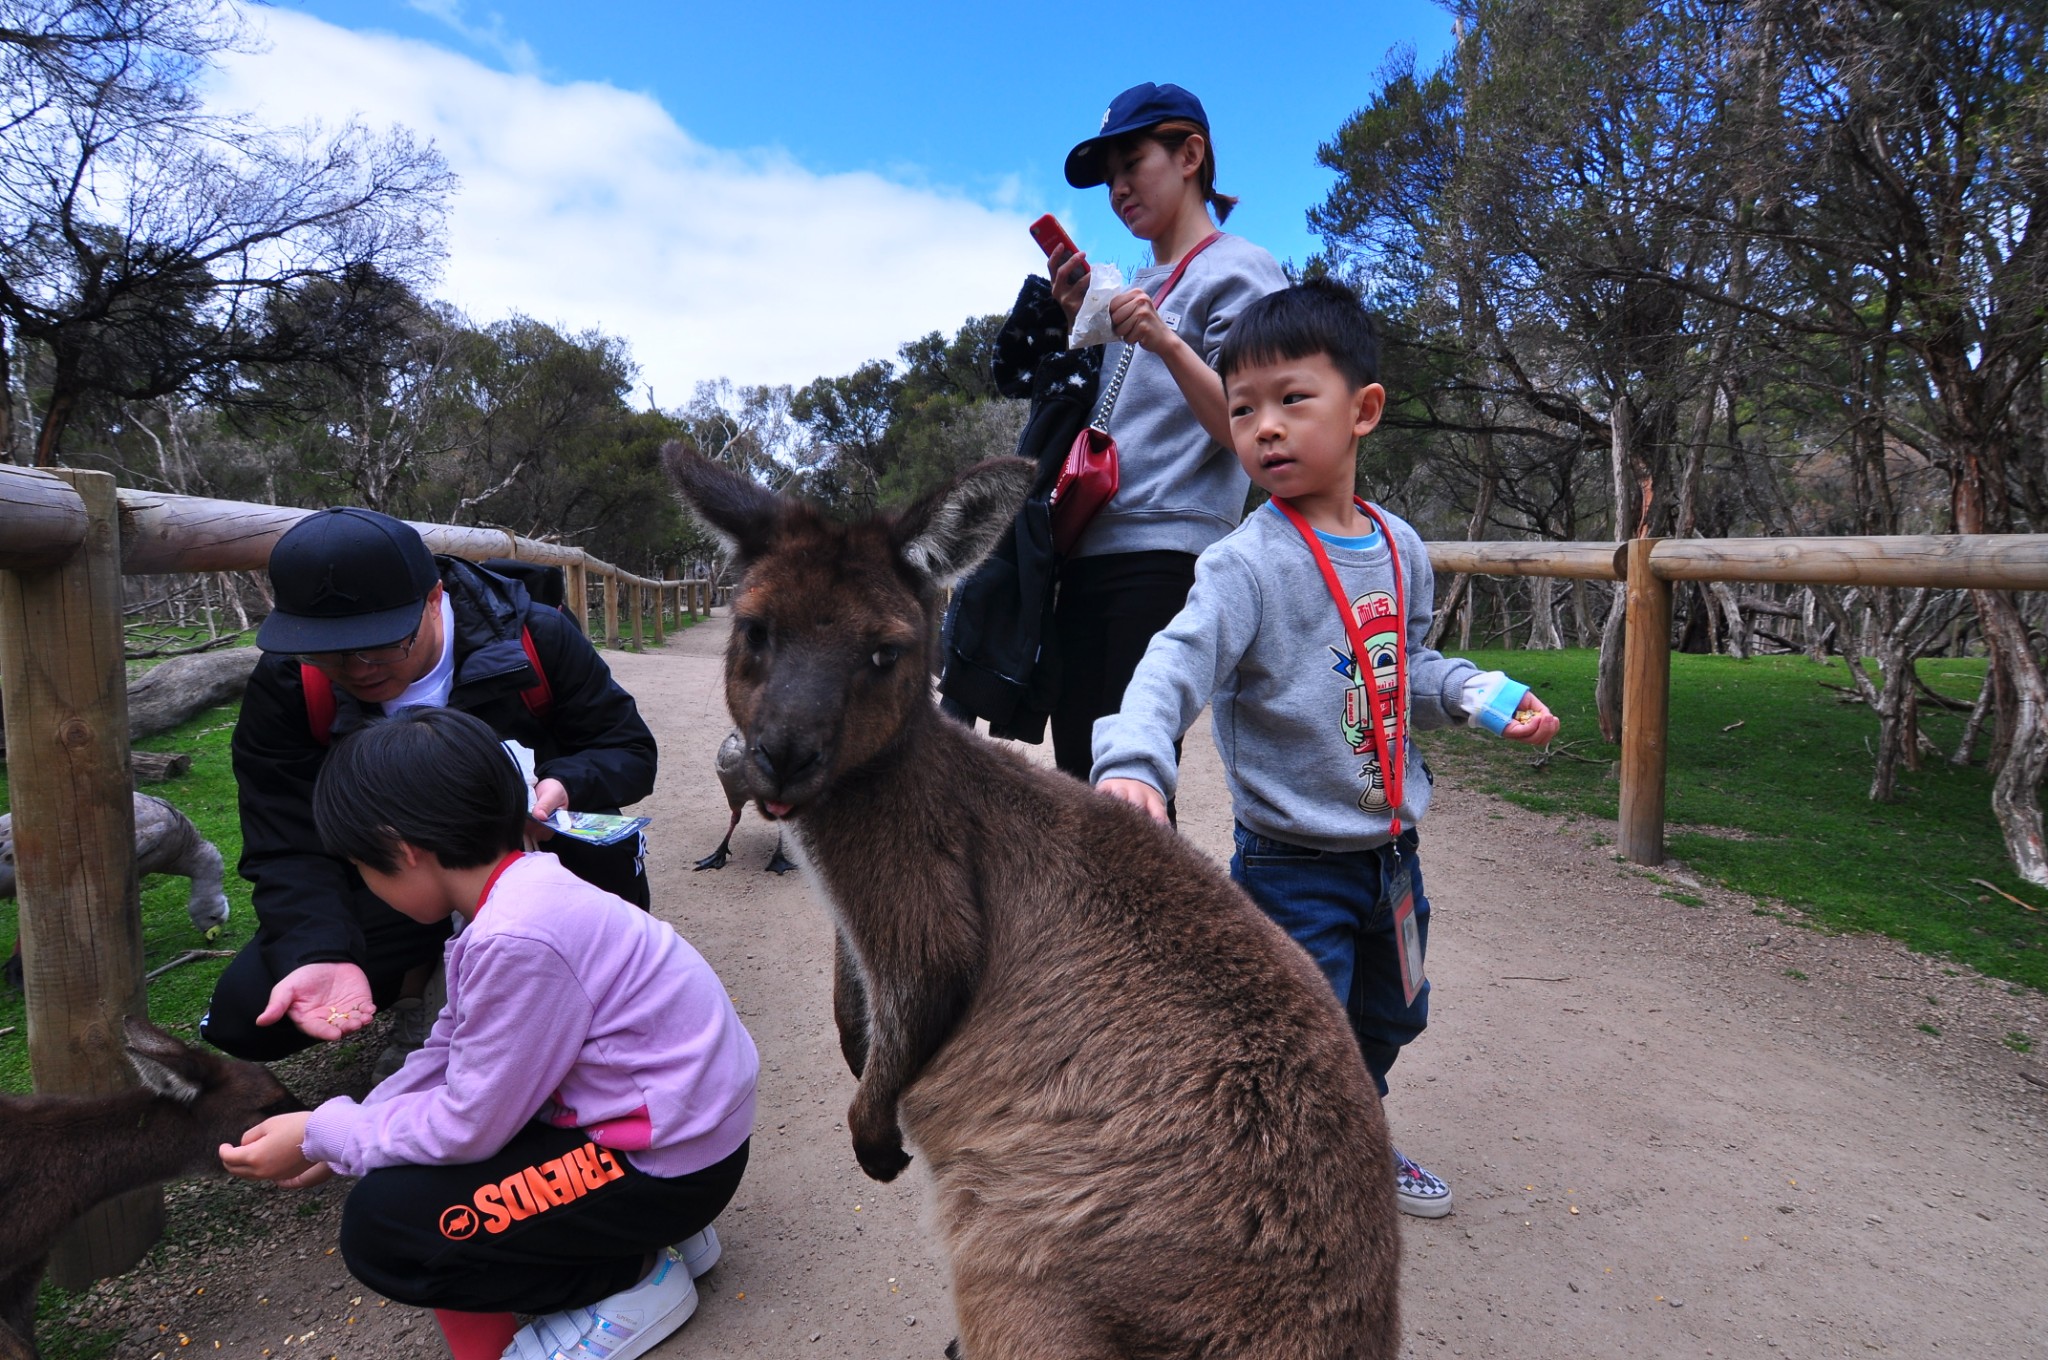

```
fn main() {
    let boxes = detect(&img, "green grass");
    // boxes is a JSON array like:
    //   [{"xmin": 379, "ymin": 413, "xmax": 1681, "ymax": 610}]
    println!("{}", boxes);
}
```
[
  {"xmin": 1, "ymin": 699, "xmax": 252, "ymax": 1094},
  {"xmin": 1418, "ymin": 649, "xmax": 2048, "ymax": 994},
  {"xmin": 591, "ymin": 606, "xmax": 701, "ymax": 651}
]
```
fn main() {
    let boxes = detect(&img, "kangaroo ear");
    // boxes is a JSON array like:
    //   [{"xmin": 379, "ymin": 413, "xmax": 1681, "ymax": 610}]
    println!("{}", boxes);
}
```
[
  {"xmin": 893, "ymin": 457, "xmax": 1033, "ymax": 586},
  {"xmin": 662, "ymin": 440, "xmax": 781, "ymax": 564},
  {"xmin": 124, "ymin": 1017, "xmax": 204, "ymax": 1105}
]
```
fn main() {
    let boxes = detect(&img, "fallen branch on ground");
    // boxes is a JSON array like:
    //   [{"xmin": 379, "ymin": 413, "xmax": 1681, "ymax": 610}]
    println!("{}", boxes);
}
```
[
  {"xmin": 1527, "ymin": 739, "xmax": 1610, "ymax": 769},
  {"xmin": 1968, "ymin": 879, "xmax": 2040, "ymax": 913},
  {"xmin": 132, "ymin": 750, "xmax": 192, "ymax": 783},
  {"xmin": 1911, "ymin": 669, "xmax": 1978, "ymax": 713},
  {"xmin": 145, "ymin": 949, "xmax": 234, "ymax": 981},
  {"xmin": 125, "ymin": 630, "xmax": 253, "ymax": 661}
]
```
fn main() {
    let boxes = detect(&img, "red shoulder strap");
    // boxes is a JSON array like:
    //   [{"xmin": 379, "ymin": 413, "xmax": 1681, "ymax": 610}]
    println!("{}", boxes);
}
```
[
  {"xmin": 302, "ymin": 629, "xmax": 551, "ymax": 739},
  {"xmin": 1152, "ymin": 230, "xmax": 1222, "ymax": 309},
  {"xmin": 300, "ymin": 663, "xmax": 338, "ymax": 747},
  {"xmin": 518, "ymin": 626, "xmax": 553, "ymax": 719}
]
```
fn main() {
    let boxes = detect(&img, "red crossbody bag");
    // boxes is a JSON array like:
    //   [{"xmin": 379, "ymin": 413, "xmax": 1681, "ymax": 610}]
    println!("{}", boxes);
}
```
[{"xmin": 1050, "ymin": 232, "xmax": 1222, "ymax": 557}]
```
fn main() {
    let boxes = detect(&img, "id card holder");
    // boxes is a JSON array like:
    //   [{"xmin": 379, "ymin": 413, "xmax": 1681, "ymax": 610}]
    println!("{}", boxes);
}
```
[{"xmin": 1390, "ymin": 853, "xmax": 1425, "ymax": 1007}]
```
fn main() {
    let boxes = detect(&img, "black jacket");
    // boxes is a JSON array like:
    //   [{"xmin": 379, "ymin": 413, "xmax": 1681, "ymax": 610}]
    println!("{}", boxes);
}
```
[
  {"xmin": 939, "ymin": 276, "xmax": 1100, "ymax": 741},
  {"xmin": 231, "ymin": 557, "xmax": 658, "ymax": 979}
]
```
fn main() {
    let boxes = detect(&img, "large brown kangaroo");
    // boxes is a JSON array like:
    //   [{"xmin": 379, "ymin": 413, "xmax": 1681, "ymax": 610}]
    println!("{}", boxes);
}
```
[
  {"xmin": 0, "ymin": 1020, "xmax": 297, "ymax": 1360},
  {"xmin": 666, "ymin": 445, "xmax": 1400, "ymax": 1359}
]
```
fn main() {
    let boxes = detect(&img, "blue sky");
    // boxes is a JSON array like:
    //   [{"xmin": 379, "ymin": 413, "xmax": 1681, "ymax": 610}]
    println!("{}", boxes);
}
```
[{"xmin": 233, "ymin": 1, "xmax": 1455, "ymax": 394}]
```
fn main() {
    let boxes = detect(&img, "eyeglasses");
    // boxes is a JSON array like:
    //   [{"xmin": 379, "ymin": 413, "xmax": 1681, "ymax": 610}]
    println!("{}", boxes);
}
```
[{"xmin": 292, "ymin": 623, "xmax": 424, "ymax": 669}]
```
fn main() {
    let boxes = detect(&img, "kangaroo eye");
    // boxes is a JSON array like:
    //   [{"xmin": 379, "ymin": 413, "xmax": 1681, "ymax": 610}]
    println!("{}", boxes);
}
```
[
  {"xmin": 743, "ymin": 621, "xmax": 769, "ymax": 651},
  {"xmin": 870, "ymin": 645, "xmax": 902, "ymax": 670}
]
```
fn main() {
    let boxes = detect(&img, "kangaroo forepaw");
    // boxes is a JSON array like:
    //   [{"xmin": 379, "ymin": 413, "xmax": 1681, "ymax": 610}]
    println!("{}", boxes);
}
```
[
  {"xmin": 944, "ymin": 1340, "xmax": 963, "ymax": 1359},
  {"xmin": 854, "ymin": 1135, "xmax": 911, "ymax": 1182}
]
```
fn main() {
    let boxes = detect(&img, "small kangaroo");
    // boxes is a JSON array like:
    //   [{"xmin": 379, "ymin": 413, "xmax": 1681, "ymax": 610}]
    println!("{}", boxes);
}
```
[
  {"xmin": 666, "ymin": 446, "xmax": 1400, "ymax": 1359},
  {"xmin": 0, "ymin": 1019, "xmax": 297, "ymax": 1360},
  {"xmin": 5, "ymin": 794, "xmax": 231, "ymax": 991}
]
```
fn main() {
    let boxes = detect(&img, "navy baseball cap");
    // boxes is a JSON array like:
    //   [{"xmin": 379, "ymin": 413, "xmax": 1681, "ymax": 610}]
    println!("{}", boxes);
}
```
[
  {"xmin": 1064, "ymin": 82, "xmax": 1210, "ymax": 189},
  {"xmin": 256, "ymin": 508, "xmax": 438, "ymax": 654}
]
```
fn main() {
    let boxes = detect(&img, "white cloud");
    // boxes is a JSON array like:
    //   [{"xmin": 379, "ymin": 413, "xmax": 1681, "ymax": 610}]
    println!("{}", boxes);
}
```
[
  {"xmin": 204, "ymin": 9, "xmax": 1044, "ymax": 395},
  {"xmin": 402, "ymin": 0, "xmax": 540, "ymax": 74}
]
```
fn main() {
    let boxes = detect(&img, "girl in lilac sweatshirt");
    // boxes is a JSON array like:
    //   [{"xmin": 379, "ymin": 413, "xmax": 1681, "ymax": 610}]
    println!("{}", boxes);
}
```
[{"xmin": 224, "ymin": 707, "xmax": 757, "ymax": 1360}]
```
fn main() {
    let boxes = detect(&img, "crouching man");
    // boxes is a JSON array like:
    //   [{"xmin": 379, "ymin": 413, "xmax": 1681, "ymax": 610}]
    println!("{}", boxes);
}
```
[{"xmin": 201, "ymin": 508, "xmax": 657, "ymax": 1075}]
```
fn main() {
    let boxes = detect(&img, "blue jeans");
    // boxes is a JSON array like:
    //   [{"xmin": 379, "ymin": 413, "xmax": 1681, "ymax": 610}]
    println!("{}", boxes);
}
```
[{"xmin": 1231, "ymin": 824, "xmax": 1431, "ymax": 1097}]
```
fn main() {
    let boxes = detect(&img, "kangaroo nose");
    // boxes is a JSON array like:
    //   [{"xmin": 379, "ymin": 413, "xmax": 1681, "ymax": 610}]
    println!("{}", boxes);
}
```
[{"xmin": 752, "ymin": 738, "xmax": 823, "ymax": 789}]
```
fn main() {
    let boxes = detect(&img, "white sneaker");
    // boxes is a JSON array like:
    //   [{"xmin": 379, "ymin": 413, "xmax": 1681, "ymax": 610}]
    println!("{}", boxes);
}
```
[
  {"xmin": 502, "ymin": 1307, "xmax": 594, "ymax": 1360},
  {"xmin": 675, "ymin": 1226, "xmax": 720, "ymax": 1278},
  {"xmin": 501, "ymin": 1248, "xmax": 698, "ymax": 1360}
]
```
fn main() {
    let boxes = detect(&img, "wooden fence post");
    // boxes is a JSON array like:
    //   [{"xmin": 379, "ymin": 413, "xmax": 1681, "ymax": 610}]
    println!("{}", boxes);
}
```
[
  {"xmin": 1620, "ymin": 537, "xmax": 1672, "ymax": 865},
  {"xmin": 603, "ymin": 573, "xmax": 618, "ymax": 648},
  {"xmin": 0, "ymin": 470, "xmax": 160, "ymax": 1286},
  {"xmin": 567, "ymin": 559, "xmax": 588, "ymax": 634},
  {"xmin": 630, "ymin": 580, "xmax": 644, "ymax": 651},
  {"xmin": 653, "ymin": 583, "xmax": 666, "ymax": 646}
]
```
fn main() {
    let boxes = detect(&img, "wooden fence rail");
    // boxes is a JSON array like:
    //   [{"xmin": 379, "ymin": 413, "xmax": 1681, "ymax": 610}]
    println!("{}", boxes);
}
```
[
  {"xmin": 1422, "ymin": 533, "xmax": 2048, "ymax": 864},
  {"xmin": 0, "ymin": 468, "xmax": 711, "ymax": 1284}
]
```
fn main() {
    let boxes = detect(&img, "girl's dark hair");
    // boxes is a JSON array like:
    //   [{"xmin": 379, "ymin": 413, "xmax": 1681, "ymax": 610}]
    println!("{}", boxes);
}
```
[
  {"xmin": 1119, "ymin": 118, "xmax": 1238, "ymax": 224},
  {"xmin": 313, "ymin": 707, "xmax": 528, "ymax": 873},
  {"xmin": 1216, "ymin": 278, "xmax": 1381, "ymax": 389}
]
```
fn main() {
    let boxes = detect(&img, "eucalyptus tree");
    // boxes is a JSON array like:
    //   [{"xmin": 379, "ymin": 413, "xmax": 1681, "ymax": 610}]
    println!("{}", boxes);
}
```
[
  {"xmin": 1750, "ymin": 0, "xmax": 2048, "ymax": 880},
  {"xmin": 1317, "ymin": 0, "xmax": 1756, "ymax": 737},
  {"xmin": 0, "ymin": 0, "xmax": 452, "ymax": 465},
  {"xmin": 427, "ymin": 315, "xmax": 685, "ymax": 574}
]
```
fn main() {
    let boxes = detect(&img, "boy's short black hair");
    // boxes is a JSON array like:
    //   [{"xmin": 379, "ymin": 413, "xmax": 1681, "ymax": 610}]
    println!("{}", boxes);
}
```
[
  {"xmin": 313, "ymin": 707, "xmax": 527, "ymax": 873},
  {"xmin": 1216, "ymin": 277, "xmax": 1380, "ymax": 389}
]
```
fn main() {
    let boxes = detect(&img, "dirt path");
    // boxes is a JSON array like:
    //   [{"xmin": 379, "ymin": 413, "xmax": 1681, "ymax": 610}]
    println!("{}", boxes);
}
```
[{"xmin": 84, "ymin": 614, "xmax": 2047, "ymax": 1359}]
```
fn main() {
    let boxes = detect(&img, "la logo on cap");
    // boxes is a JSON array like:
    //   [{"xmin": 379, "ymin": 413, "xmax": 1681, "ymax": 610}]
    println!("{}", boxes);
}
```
[{"xmin": 1101, "ymin": 107, "xmax": 1112, "ymax": 130}]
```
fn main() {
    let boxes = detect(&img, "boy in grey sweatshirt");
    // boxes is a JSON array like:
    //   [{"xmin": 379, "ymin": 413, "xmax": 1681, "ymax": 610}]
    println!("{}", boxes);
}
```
[{"xmin": 1092, "ymin": 280, "xmax": 1560, "ymax": 1218}]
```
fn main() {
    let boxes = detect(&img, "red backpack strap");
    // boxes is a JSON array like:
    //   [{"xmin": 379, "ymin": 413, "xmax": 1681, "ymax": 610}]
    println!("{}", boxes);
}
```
[
  {"xmin": 517, "ymin": 626, "xmax": 553, "ymax": 719},
  {"xmin": 300, "ymin": 663, "xmax": 338, "ymax": 747}
]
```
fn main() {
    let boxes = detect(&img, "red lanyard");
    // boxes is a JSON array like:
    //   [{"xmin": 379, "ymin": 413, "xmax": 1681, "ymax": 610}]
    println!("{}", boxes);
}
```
[{"xmin": 1270, "ymin": 497, "xmax": 1409, "ymax": 836}]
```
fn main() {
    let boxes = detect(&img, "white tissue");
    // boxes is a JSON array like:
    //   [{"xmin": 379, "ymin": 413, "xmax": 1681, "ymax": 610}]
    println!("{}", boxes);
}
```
[{"xmin": 1067, "ymin": 262, "xmax": 1126, "ymax": 349}]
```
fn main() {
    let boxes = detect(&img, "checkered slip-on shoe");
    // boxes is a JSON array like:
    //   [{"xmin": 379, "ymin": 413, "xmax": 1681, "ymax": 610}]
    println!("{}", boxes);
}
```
[{"xmin": 1394, "ymin": 1148, "xmax": 1454, "ymax": 1218}]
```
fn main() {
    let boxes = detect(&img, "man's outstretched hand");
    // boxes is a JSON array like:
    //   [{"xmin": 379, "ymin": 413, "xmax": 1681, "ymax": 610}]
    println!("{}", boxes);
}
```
[{"xmin": 257, "ymin": 961, "xmax": 376, "ymax": 1041}]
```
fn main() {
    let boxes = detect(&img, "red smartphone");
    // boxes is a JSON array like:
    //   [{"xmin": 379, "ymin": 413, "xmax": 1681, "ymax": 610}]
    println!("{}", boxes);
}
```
[{"xmin": 1029, "ymin": 213, "xmax": 1079, "ymax": 260}]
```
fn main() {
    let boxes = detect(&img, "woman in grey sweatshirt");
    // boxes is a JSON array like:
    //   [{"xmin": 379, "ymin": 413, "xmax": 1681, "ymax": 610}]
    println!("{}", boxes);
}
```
[{"xmin": 1042, "ymin": 81, "xmax": 1288, "ymax": 785}]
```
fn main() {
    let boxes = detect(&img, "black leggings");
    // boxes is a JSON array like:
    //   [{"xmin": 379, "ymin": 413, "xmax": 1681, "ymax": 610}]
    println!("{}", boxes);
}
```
[
  {"xmin": 340, "ymin": 1125, "xmax": 748, "ymax": 1315},
  {"xmin": 1049, "ymin": 550, "xmax": 1197, "ymax": 782}
]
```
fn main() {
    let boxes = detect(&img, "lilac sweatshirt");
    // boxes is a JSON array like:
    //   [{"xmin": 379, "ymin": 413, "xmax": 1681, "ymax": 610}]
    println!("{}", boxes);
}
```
[{"xmin": 303, "ymin": 853, "xmax": 758, "ymax": 1179}]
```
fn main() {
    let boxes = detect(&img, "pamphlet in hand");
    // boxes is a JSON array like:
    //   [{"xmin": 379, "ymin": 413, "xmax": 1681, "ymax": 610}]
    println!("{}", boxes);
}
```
[
  {"xmin": 502, "ymin": 740, "xmax": 649, "ymax": 846},
  {"xmin": 544, "ymin": 810, "xmax": 651, "ymax": 846}
]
